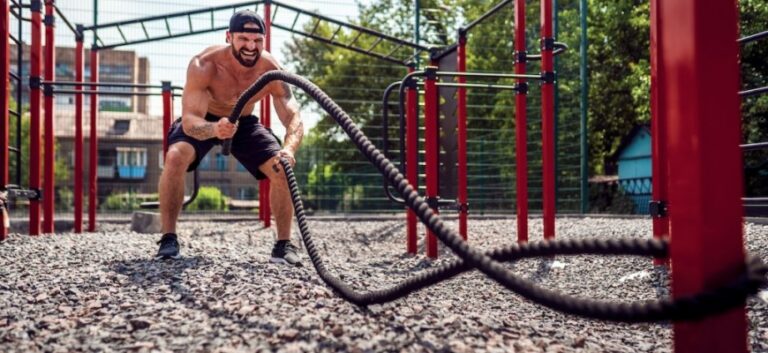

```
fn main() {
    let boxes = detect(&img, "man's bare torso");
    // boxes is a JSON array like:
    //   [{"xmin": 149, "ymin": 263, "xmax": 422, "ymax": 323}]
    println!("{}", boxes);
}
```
[{"xmin": 196, "ymin": 45, "xmax": 278, "ymax": 118}]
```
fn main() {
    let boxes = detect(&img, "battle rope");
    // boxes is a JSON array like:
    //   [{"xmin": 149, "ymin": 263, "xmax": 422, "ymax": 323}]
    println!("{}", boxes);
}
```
[{"xmin": 225, "ymin": 70, "xmax": 768, "ymax": 322}]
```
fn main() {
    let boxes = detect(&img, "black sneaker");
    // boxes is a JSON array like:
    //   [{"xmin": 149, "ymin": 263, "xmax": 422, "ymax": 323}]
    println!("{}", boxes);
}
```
[
  {"xmin": 270, "ymin": 240, "xmax": 302, "ymax": 267},
  {"xmin": 156, "ymin": 233, "xmax": 181, "ymax": 260}
]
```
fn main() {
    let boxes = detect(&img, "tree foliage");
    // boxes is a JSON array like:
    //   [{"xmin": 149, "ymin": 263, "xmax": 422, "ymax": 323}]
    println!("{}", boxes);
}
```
[{"xmin": 283, "ymin": 0, "xmax": 768, "ymax": 210}]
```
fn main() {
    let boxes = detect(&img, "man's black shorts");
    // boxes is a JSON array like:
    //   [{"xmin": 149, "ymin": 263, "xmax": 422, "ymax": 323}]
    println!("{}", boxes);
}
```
[{"xmin": 167, "ymin": 112, "xmax": 281, "ymax": 180}]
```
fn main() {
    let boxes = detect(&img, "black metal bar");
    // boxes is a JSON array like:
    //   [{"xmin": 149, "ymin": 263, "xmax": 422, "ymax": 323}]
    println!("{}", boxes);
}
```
[
  {"xmin": 367, "ymin": 37, "xmax": 384, "ymax": 53},
  {"xmin": 50, "ymin": 89, "xmax": 170, "ymax": 97},
  {"xmin": 741, "ymin": 142, "xmax": 768, "ymax": 152},
  {"xmin": 738, "ymin": 30, "xmax": 768, "ymax": 44},
  {"xmin": 52, "ymin": 4, "xmax": 78, "ymax": 35},
  {"xmin": 436, "ymin": 71, "xmax": 542, "ymax": 80},
  {"xmin": 9, "ymin": 146, "xmax": 20, "ymax": 153},
  {"xmin": 436, "ymin": 82, "xmax": 520, "ymax": 90},
  {"xmin": 289, "ymin": 8, "xmax": 300, "ymax": 30},
  {"xmin": 527, "ymin": 42, "xmax": 569, "ymax": 61},
  {"xmin": 740, "ymin": 86, "xmax": 768, "ymax": 98},
  {"xmin": 9, "ymin": 71, "xmax": 20, "ymax": 81},
  {"xmin": 187, "ymin": 13, "xmax": 193, "ymax": 32},
  {"xmin": 45, "ymin": 80, "xmax": 182, "ymax": 90},
  {"xmin": 8, "ymin": 33, "xmax": 21, "ymax": 45},
  {"xmin": 272, "ymin": 23, "xmax": 407, "ymax": 66},
  {"xmin": 381, "ymin": 81, "xmax": 406, "ymax": 205},
  {"xmin": 273, "ymin": 1, "xmax": 429, "ymax": 51},
  {"xmin": 164, "ymin": 17, "xmax": 171, "ymax": 36},
  {"xmin": 386, "ymin": 43, "xmax": 404, "ymax": 57},
  {"xmin": 116, "ymin": 25, "xmax": 128, "ymax": 44},
  {"xmin": 94, "ymin": 26, "xmax": 228, "ymax": 50},
  {"xmin": 464, "ymin": 0, "xmax": 514, "ymax": 32},
  {"xmin": 329, "ymin": 25, "xmax": 343, "ymax": 42},
  {"xmin": 309, "ymin": 18, "xmax": 320, "ymax": 36},
  {"xmin": 140, "ymin": 21, "xmax": 149, "ymax": 39},
  {"xmin": 348, "ymin": 30, "xmax": 364, "ymax": 47},
  {"xmin": 81, "ymin": 0, "xmax": 265, "ymax": 32},
  {"xmin": 9, "ymin": 110, "xmax": 20, "ymax": 117}
]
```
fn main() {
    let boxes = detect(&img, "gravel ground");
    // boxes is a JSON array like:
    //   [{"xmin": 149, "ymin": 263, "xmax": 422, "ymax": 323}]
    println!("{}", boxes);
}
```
[{"xmin": 0, "ymin": 216, "xmax": 766, "ymax": 353}]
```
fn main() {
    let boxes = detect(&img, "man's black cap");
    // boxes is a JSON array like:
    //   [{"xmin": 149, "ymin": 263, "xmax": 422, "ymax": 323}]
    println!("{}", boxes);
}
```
[{"xmin": 229, "ymin": 9, "xmax": 265, "ymax": 34}]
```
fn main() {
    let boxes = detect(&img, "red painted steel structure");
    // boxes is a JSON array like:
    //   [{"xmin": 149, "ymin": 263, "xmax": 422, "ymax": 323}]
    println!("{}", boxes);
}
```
[
  {"xmin": 456, "ymin": 34, "xmax": 468, "ymax": 241},
  {"xmin": 43, "ymin": 0, "xmax": 56, "ymax": 233},
  {"xmin": 659, "ymin": 1, "xmax": 747, "ymax": 352},
  {"xmin": 29, "ymin": 0, "xmax": 43, "ymax": 235},
  {"xmin": 649, "ymin": 0, "xmax": 669, "ymax": 265},
  {"xmin": 260, "ymin": 2, "xmax": 272, "ymax": 228},
  {"xmin": 405, "ymin": 66, "xmax": 418, "ymax": 255},
  {"xmin": 424, "ymin": 65, "xmax": 439, "ymax": 259},
  {"xmin": 0, "ymin": 0, "xmax": 9, "ymax": 240},
  {"xmin": 514, "ymin": 0, "xmax": 528, "ymax": 243},
  {"xmin": 161, "ymin": 85, "xmax": 172, "ymax": 154},
  {"xmin": 88, "ymin": 49, "xmax": 98, "ymax": 232},
  {"xmin": 540, "ymin": 0, "xmax": 555, "ymax": 240},
  {"xmin": 74, "ymin": 38, "xmax": 84, "ymax": 233}
]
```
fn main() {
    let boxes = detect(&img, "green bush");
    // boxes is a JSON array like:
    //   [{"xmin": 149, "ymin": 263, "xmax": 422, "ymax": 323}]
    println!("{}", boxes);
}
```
[
  {"xmin": 186, "ymin": 186, "xmax": 229, "ymax": 211},
  {"xmin": 102, "ymin": 192, "xmax": 158, "ymax": 211}
]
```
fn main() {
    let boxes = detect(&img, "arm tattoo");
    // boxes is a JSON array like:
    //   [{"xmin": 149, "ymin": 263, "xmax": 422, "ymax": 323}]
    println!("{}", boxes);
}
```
[
  {"xmin": 186, "ymin": 122, "xmax": 215, "ymax": 140},
  {"xmin": 281, "ymin": 82, "xmax": 294, "ymax": 100}
]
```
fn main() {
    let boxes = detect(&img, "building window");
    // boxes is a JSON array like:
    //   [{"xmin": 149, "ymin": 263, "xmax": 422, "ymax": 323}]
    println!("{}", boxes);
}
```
[
  {"xmin": 116, "ymin": 147, "xmax": 147, "ymax": 179},
  {"xmin": 215, "ymin": 153, "xmax": 227, "ymax": 171},
  {"xmin": 199, "ymin": 154, "xmax": 211, "ymax": 171}
]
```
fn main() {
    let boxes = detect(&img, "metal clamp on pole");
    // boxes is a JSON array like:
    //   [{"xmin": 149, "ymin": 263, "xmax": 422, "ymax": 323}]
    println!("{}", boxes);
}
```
[
  {"xmin": 514, "ymin": 50, "xmax": 527, "ymax": 64},
  {"xmin": 541, "ymin": 71, "xmax": 556, "ymax": 84},
  {"xmin": 515, "ymin": 82, "xmax": 529, "ymax": 95},
  {"xmin": 649, "ymin": 200, "xmax": 668, "ymax": 218}
]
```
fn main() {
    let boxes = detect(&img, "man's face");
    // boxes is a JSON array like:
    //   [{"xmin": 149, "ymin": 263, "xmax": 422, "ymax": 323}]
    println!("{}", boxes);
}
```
[{"xmin": 227, "ymin": 23, "xmax": 264, "ymax": 68}]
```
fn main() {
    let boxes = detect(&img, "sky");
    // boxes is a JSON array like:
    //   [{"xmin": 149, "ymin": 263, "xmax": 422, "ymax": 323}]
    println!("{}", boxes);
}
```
[{"xmin": 11, "ymin": 0, "xmax": 375, "ymax": 137}]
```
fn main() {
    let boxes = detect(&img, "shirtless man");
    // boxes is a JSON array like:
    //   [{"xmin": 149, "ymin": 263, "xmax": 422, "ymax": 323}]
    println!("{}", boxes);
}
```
[{"xmin": 155, "ymin": 10, "xmax": 303, "ymax": 266}]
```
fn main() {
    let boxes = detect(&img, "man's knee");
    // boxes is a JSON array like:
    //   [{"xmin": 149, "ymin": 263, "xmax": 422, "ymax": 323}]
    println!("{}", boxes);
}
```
[{"xmin": 163, "ymin": 144, "xmax": 195, "ymax": 173}]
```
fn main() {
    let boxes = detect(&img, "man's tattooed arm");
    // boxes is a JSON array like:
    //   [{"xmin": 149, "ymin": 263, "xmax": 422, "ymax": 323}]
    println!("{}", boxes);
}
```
[{"xmin": 185, "ymin": 122, "xmax": 216, "ymax": 140}]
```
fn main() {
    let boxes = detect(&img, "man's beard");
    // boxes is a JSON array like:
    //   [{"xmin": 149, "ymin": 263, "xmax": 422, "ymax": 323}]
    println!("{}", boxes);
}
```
[{"xmin": 231, "ymin": 46, "xmax": 260, "ymax": 67}]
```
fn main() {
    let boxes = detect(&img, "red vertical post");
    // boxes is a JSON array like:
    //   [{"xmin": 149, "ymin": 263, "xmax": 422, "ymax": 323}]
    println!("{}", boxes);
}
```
[
  {"xmin": 456, "ymin": 32, "xmax": 468, "ymax": 242},
  {"xmin": 540, "ymin": 0, "xmax": 555, "ymax": 240},
  {"xmin": 42, "ymin": 0, "xmax": 55, "ymax": 233},
  {"xmin": 161, "ymin": 81, "xmax": 172, "ymax": 154},
  {"xmin": 405, "ymin": 65, "xmax": 418, "ymax": 255},
  {"xmin": 649, "ymin": 0, "xmax": 669, "ymax": 265},
  {"xmin": 659, "ymin": 1, "xmax": 747, "ymax": 352},
  {"xmin": 29, "ymin": 0, "xmax": 43, "ymax": 236},
  {"xmin": 74, "ymin": 33, "xmax": 84, "ymax": 233},
  {"xmin": 259, "ymin": 100, "xmax": 265, "ymax": 223},
  {"xmin": 514, "ymin": 0, "xmax": 529, "ymax": 243},
  {"xmin": 424, "ymin": 65, "xmax": 439, "ymax": 259},
  {"xmin": 88, "ymin": 48, "xmax": 98, "ymax": 232},
  {"xmin": 261, "ymin": 2, "xmax": 272, "ymax": 228},
  {"xmin": 0, "ymin": 0, "xmax": 9, "ymax": 240}
]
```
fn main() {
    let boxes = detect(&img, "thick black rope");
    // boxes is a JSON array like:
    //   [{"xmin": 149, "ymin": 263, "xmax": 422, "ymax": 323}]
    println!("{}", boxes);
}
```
[{"xmin": 229, "ymin": 70, "xmax": 768, "ymax": 322}]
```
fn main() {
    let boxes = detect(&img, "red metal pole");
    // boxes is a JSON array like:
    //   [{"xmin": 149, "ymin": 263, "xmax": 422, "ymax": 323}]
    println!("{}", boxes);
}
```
[
  {"xmin": 424, "ymin": 64, "xmax": 439, "ymax": 259},
  {"xmin": 456, "ymin": 33, "xmax": 468, "ymax": 242},
  {"xmin": 405, "ymin": 65, "xmax": 418, "ymax": 255},
  {"xmin": 259, "ymin": 100, "xmax": 265, "ymax": 223},
  {"xmin": 659, "ymin": 1, "xmax": 747, "ymax": 352},
  {"xmin": 42, "ymin": 0, "xmax": 55, "ymax": 234},
  {"xmin": 0, "ymin": 0, "xmax": 9, "ymax": 240},
  {"xmin": 540, "ymin": 0, "xmax": 555, "ymax": 240},
  {"xmin": 514, "ymin": 0, "xmax": 529, "ymax": 243},
  {"xmin": 161, "ymin": 82, "xmax": 171, "ymax": 154},
  {"xmin": 261, "ymin": 2, "xmax": 272, "ymax": 228},
  {"xmin": 74, "ymin": 36, "xmax": 83, "ymax": 233},
  {"xmin": 29, "ymin": 0, "xmax": 43, "ymax": 236},
  {"xmin": 88, "ymin": 48, "xmax": 98, "ymax": 232},
  {"xmin": 649, "ymin": 0, "xmax": 669, "ymax": 266}
]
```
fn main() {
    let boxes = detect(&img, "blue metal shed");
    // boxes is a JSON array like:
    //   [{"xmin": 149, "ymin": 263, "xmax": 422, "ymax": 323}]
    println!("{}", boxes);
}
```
[{"xmin": 615, "ymin": 125, "xmax": 652, "ymax": 214}]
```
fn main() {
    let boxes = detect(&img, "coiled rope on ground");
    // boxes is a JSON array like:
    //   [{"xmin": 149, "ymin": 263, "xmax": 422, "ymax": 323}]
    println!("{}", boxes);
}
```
[{"xmin": 222, "ymin": 70, "xmax": 768, "ymax": 323}]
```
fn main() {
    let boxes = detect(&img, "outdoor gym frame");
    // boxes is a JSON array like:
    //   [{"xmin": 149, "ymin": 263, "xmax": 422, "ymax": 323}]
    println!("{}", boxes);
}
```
[{"xmin": 0, "ymin": 0, "xmax": 764, "ymax": 352}]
